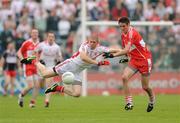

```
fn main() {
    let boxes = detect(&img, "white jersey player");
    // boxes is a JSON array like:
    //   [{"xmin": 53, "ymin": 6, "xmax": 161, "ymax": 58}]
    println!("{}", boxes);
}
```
[
  {"xmin": 36, "ymin": 32, "xmax": 63, "ymax": 107},
  {"xmin": 54, "ymin": 41, "xmax": 109, "ymax": 81},
  {"xmin": 36, "ymin": 39, "xmax": 62, "ymax": 68},
  {"xmin": 35, "ymin": 33, "xmax": 120, "ymax": 98}
]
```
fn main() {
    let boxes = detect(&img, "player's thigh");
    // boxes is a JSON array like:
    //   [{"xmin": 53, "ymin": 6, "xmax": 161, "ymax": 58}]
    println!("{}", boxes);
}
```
[
  {"xmin": 122, "ymin": 66, "xmax": 136, "ymax": 80},
  {"xmin": 26, "ymin": 76, "xmax": 34, "ymax": 88},
  {"xmin": 72, "ymin": 84, "xmax": 82, "ymax": 95},
  {"xmin": 4, "ymin": 73, "xmax": 11, "ymax": 83}
]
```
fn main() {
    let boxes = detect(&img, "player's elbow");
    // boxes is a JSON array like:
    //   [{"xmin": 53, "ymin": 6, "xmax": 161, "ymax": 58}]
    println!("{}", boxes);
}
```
[{"xmin": 80, "ymin": 54, "xmax": 86, "ymax": 61}]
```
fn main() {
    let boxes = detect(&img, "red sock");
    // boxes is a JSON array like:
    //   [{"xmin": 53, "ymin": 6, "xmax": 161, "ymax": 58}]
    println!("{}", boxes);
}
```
[
  {"xmin": 55, "ymin": 86, "xmax": 64, "ymax": 93},
  {"xmin": 125, "ymin": 96, "xmax": 133, "ymax": 104},
  {"xmin": 45, "ymin": 100, "xmax": 49, "ymax": 104},
  {"xmin": 30, "ymin": 100, "xmax": 35, "ymax": 104}
]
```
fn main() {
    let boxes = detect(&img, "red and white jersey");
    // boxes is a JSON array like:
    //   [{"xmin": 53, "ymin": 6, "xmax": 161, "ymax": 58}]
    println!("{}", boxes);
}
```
[
  {"xmin": 20, "ymin": 39, "xmax": 39, "ymax": 70},
  {"xmin": 121, "ymin": 27, "xmax": 152, "ymax": 60},
  {"xmin": 70, "ymin": 41, "xmax": 109, "ymax": 68},
  {"xmin": 36, "ymin": 41, "xmax": 62, "ymax": 67}
]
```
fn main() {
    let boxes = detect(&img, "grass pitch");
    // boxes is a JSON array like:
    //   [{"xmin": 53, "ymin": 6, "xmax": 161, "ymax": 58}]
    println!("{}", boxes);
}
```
[{"xmin": 0, "ymin": 95, "xmax": 179, "ymax": 123}]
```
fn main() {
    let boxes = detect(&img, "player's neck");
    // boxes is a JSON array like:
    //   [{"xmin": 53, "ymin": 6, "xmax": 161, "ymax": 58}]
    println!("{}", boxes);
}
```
[{"xmin": 31, "ymin": 38, "xmax": 38, "ymax": 44}]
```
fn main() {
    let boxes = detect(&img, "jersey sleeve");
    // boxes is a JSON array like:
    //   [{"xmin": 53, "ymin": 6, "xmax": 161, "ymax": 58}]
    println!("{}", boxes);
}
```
[
  {"xmin": 56, "ymin": 46, "xmax": 63, "ymax": 61},
  {"xmin": 98, "ymin": 46, "xmax": 110, "ymax": 53},
  {"xmin": 20, "ymin": 41, "xmax": 28, "ymax": 54}
]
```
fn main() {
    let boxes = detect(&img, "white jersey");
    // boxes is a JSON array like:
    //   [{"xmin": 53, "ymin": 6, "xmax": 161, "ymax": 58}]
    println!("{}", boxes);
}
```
[
  {"xmin": 71, "ymin": 41, "xmax": 109, "ymax": 68},
  {"xmin": 54, "ymin": 41, "xmax": 109, "ymax": 82},
  {"xmin": 36, "ymin": 41, "xmax": 62, "ymax": 67}
]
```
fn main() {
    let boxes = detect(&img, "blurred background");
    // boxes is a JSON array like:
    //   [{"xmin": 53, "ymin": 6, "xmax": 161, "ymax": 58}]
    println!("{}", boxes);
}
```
[{"xmin": 0, "ymin": 0, "xmax": 179, "ymax": 96}]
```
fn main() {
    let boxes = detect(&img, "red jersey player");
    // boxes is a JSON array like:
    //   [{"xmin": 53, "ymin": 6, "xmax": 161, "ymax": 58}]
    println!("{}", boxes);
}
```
[
  {"xmin": 17, "ymin": 29, "xmax": 40, "ymax": 108},
  {"xmin": 104, "ymin": 17, "xmax": 155, "ymax": 112}
]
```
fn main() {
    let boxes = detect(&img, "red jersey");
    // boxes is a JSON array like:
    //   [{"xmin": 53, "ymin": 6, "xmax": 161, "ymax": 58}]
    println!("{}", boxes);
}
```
[
  {"xmin": 121, "ymin": 27, "xmax": 151, "ymax": 60},
  {"xmin": 20, "ymin": 39, "xmax": 39, "ymax": 74}
]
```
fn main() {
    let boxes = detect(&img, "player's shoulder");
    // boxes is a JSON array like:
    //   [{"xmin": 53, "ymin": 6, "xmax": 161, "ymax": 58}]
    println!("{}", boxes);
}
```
[
  {"xmin": 53, "ymin": 43, "xmax": 61, "ymax": 49},
  {"xmin": 54, "ymin": 43, "xmax": 59, "ymax": 47},
  {"xmin": 131, "ymin": 27, "xmax": 139, "ymax": 34},
  {"xmin": 38, "ymin": 41, "xmax": 46, "ymax": 45},
  {"xmin": 21, "ymin": 39, "xmax": 32, "ymax": 46}
]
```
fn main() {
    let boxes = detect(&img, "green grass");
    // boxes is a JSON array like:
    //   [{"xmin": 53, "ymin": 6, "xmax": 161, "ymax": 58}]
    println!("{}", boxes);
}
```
[{"xmin": 0, "ymin": 95, "xmax": 179, "ymax": 123}]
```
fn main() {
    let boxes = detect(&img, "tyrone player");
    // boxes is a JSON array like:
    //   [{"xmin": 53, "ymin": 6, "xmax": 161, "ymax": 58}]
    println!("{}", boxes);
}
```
[
  {"xmin": 104, "ymin": 17, "xmax": 155, "ymax": 112},
  {"xmin": 35, "ymin": 33, "xmax": 120, "ymax": 98},
  {"xmin": 35, "ymin": 32, "xmax": 63, "ymax": 107},
  {"xmin": 17, "ymin": 29, "xmax": 40, "ymax": 108}
]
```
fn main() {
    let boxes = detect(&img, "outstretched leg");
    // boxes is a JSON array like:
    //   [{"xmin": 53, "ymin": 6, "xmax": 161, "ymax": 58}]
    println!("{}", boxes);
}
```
[{"xmin": 35, "ymin": 62, "xmax": 57, "ymax": 78}]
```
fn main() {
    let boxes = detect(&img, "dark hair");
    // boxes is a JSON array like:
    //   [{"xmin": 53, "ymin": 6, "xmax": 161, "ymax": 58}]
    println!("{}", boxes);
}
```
[{"xmin": 118, "ymin": 17, "xmax": 130, "ymax": 25}]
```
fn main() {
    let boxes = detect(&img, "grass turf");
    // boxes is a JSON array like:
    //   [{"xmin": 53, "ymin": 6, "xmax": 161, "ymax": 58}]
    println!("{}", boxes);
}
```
[{"xmin": 0, "ymin": 95, "xmax": 179, "ymax": 123}]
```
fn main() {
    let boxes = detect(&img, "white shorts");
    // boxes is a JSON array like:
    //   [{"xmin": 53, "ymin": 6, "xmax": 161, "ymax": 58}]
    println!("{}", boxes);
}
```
[{"xmin": 54, "ymin": 59, "xmax": 84, "ymax": 82}]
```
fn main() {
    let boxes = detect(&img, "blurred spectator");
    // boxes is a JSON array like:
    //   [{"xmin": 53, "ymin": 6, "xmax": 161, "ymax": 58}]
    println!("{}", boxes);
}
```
[
  {"xmin": 34, "ymin": 5, "xmax": 48, "ymax": 40},
  {"xmin": 58, "ymin": 16, "xmax": 71, "ymax": 46},
  {"xmin": 16, "ymin": 17, "xmax": 31, "ymax": 39},
  {"xmin": 0, "ymin": 23, "xmax": 14, "ymax": 52},
  {"xmin": 25, "ymin": 0, "xmax": 39, "ymax": 19},
  {"xmin": 131, "ymin": 1, "xmax": 143, "ymax": 20},
  {"xmin": 124, "ymin": 0, "xmax": 137, "ymax": 18},
  {"xmin": 111, "ymin": 0, "xmax": 129, "ymax": 20},
  {"xmin": 46, "ymin": 8, "xmax": 59, "ymax": 33},
  {"xmin": 4, "ymin": 15, "xmax": 16, "ymax": 31},
  {"xmin": 10, "ymin": 0, "xmax": 24, "ymax": 19}
]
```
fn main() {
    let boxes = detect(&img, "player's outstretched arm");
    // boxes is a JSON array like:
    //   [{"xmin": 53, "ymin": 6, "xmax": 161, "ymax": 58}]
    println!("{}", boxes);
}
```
[
  {"xmin": 80, "ymin": 51, "xmax": 98, "ymax": 65},
  {"xmin": 80, "ymin": 51, "xmax": 110, "ymax": 66},
  {"xmin": 109, "ymin": 44, "xmax": 130, "ymax": 57}
]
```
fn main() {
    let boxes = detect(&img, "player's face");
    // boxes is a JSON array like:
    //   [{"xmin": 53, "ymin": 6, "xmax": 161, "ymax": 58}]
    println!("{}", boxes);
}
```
[
  {"xmin": 47, "ymin": 33, "xmax": 55, "ymax": 44},
  {"xmin": 8, "ymin": 43, "xmax": 15, "ymax": 50},
  {"xmin": 89, "ymin": 39, "xmax": 98, "ymax": 49},
  {"xmin": 31, "ymin": 29, "xmax": 39, "ymax": 41},
  {"xmin": 119, "ymin": 23, "xmax": 129, "ymax": 34}
]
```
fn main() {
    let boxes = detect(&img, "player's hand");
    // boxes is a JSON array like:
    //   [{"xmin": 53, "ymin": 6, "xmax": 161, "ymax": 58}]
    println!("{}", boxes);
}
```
[
  {"xmin": 98, "ymin": 60, "xmax": 110, "ymax": 66},
  {"xmin": 20, "ymin": 56, "xmax": 36, "ymax": 64},
  {"xmin": 103, "ymin": 52, "xmax": 114, "ymax": 58},
  {"xmin": 119, "ymin": 58, "xmax": 128, "ymax": 63}
]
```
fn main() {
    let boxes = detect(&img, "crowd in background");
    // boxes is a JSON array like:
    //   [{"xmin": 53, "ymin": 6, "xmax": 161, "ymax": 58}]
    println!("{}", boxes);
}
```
[{"xmin": 0, "ymin": 0, "xmax": 179, "ymax": 71}]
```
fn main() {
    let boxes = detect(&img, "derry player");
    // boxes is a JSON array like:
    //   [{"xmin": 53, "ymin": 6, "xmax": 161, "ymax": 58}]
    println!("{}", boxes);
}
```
[
  {"xmin": 36, "ymin": 32, "xmax": 63, "ymax": 107},
  {"xmin": 103, "ymin": 17, "xmax": 155, "ymax": 112},
  {"xmin": 35, "ymin": 33, "xmax": 119, "ymax": 98},
  {"xmin": 17, "ymin": 29, "xmax": 40, "ymax": 108}
]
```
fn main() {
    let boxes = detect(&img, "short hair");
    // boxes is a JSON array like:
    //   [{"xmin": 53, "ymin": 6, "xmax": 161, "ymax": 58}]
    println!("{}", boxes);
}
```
[
  {"xmin": 47, "ymin": 31, "xmax": 55, "ymax": 36},
  {"xmin": 118, "ymin": 17, "xmax": 130, "ymax": 25}
]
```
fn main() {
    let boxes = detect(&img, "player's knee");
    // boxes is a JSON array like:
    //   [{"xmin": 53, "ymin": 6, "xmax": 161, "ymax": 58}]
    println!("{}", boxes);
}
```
[
  {"xmin": 122, "ymin": 75, "xmax": 128, "ymax": 83},
  {"xmin": 142, "ymin": 86, "xmax": 150, "ymax": 91},
  {"xmin": 73, "ymin": 92, "xmax": 81, "ymax": 97}
]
